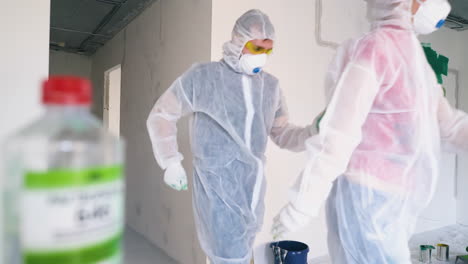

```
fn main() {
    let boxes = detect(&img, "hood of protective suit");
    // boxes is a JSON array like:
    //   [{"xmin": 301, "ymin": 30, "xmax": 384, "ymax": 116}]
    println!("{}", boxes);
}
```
[
  {"xmin": 366, "ymin": 0, "xmax": 413, "ymax": 30},
  {"xmin": 223, "ymin": 9, "xmax": 276, "ymax": 73}
]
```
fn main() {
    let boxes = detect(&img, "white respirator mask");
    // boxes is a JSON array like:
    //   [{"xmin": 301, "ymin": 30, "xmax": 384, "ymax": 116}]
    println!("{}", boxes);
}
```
[
  {"xmin": 413, "ymin": 0, "xmax": 451, "ymax": 35},
  {"xmin": 239, "ymin": 53, "xmax": 268, "ymax": 75}
]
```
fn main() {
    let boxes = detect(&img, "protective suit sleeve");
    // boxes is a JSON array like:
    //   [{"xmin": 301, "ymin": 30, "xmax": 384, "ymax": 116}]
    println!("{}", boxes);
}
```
[
  {"xmin": 146, "ymin": 70, "xmax": 195, "ymax": 170},
  {"xmin": 290, "ymin": 62, "xmax": 380, "ymax": 216},
  {"xmin": 270, "ymin": 89, "xmax": 316, "ymax": 152},
  {"xmin": 438, "ymin": 93, "xmax": 468, "ymax": 154}
]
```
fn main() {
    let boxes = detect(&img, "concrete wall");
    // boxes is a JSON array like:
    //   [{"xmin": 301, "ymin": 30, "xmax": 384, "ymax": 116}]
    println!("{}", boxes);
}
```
[
  {"xmin": 421, "ymin": 30, "xmax": 468, "ymax": 227},
  {"xmin": 0, "ymin": 0, "xmax": 51, "ymax": 261},
  {"xmin": 456, "ymin": 32, "xmax": 468, "ymax": 226},
  {"xmin": 90, "ymin": 1, "xmax": 212, "ymax": 263},
  {"xmin": 420, "ymin": 29, "xmax": 468, "ymax": 230},
  {"xmin": 49, "ymin": 50, "xmax": 92, "ymax": 79},
  {"xmin": 0, "ymin": 0, "xmax": 51, "ymax": 147}
]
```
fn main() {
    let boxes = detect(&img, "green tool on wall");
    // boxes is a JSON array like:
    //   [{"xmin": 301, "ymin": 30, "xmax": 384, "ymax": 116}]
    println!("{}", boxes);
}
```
[{"xmin": 422, "ymin": 43, "xmax": 449, "ymax": 96}]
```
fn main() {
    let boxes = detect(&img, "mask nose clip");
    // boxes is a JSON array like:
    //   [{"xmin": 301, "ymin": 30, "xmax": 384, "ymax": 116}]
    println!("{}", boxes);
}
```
[{"xmin": 436, "ymin": 19, "xmax": 446, "ymax": 29}]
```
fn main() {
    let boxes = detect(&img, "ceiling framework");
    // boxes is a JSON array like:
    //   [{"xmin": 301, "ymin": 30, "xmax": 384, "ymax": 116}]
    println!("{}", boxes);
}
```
[{"xmin": 50, "ymin": 0, "xmax": 156, "ymax": 55}]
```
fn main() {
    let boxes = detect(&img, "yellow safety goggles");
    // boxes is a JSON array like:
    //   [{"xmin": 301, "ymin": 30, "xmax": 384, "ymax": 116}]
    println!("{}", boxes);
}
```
[{"xmin": 244, "ymin": 41, "xmax": 273, "ymax": 55}]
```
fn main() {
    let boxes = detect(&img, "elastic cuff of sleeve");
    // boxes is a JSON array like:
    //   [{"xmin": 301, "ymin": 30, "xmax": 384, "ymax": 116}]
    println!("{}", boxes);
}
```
[
  {"xmin": 293, "ymin": 180, "xmax": 333, "ymax": 217},
  {"xmin": 161, "ymin": 155, "xmax": 184, "ymax": 170},
  {"xmin": 308, "ymin": 124, "xmax": 318, "ymax": 136}
]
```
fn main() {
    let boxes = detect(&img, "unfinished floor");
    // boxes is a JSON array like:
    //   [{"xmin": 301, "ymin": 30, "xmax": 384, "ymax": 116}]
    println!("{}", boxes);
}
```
[{"xmin": 125, "ymin": 227, "xmax": 178, "ymax": 264}]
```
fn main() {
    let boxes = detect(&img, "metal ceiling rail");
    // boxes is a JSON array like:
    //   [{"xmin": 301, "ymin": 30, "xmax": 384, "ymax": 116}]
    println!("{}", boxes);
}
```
[
  {"xmin": 78, "ymin": 0, "xmax": 129, "ymax": 52},
  {"xmin": 51, "ymin": 26, "xmax": 111, "ymax": 38}
]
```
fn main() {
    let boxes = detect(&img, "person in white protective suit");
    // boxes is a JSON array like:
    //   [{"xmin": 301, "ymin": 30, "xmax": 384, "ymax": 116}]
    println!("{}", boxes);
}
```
[
  {"xmin": 147, "ymin": 9, "xmax": 316, "ymax": 264},
  {"xmin": 272, "ymin": 0, "xmax": 468, "ymax": 263}
]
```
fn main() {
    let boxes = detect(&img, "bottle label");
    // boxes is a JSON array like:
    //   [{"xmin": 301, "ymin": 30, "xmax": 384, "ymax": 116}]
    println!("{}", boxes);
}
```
[{"xmin": 21, "ymin": 166, "xmax": 124, "ymax": 264}]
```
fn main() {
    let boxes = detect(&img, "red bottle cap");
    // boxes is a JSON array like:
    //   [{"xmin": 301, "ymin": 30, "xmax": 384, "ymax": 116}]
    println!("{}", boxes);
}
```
[{"xmin": 42, "ymin": 76, "xmax": 92, "ymax": 105}]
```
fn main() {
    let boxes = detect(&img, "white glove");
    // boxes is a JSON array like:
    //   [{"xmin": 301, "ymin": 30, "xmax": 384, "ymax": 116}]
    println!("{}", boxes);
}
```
[
  {"xmin": 271, "ymin": 179, "xmax": 333, "ymax": 240},
  {"xmin": 164, "ymin": 162, "xmax": 188, "ymax": 191},
  {"xmin": 271, "ymin": 204, "xmax": 312, "ymax": 240}
]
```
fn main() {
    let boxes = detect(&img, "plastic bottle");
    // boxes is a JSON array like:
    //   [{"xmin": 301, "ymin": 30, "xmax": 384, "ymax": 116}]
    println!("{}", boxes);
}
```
[{"xmin": 2, "ymin": 76, "xmax": 125, "ymax": 264}]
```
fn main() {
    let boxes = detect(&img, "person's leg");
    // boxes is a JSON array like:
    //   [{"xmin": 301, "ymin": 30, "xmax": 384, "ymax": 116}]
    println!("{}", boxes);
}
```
[
  {"xmin": 325, "ymin": 181, "xmax": 350, "ymax": 264},
  {"xmin": 328, "ymin": 176, "xmax": 412, "ymax": 264},
  {"xmin": 192, "ymin": 169, "xmax": 255, "ymax": 264}
]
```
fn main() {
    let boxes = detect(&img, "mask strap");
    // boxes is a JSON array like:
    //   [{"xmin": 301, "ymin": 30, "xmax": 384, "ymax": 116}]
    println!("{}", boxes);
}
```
[{"xmin": 412, "ymin": 0, "xmax": 424, "ymax": 20}]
